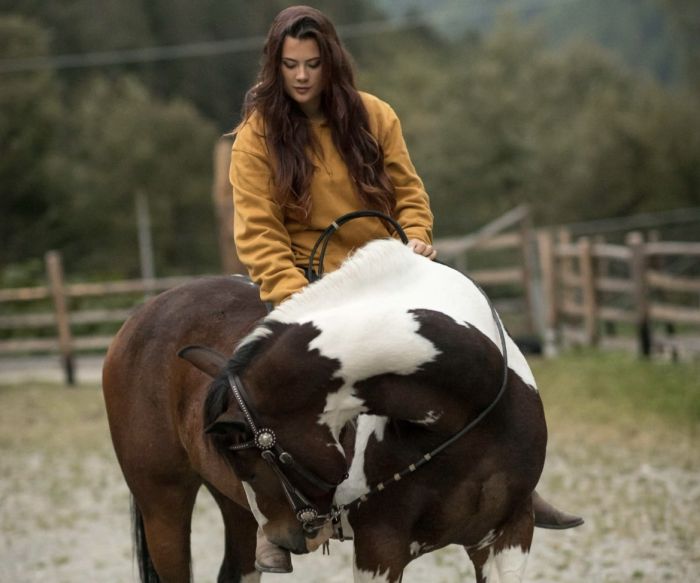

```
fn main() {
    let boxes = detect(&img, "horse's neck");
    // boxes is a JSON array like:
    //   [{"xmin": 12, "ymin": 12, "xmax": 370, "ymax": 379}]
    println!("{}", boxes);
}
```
[{"xmin": 352, "ymin": 375, "xmax": 474, "ymax": 434}]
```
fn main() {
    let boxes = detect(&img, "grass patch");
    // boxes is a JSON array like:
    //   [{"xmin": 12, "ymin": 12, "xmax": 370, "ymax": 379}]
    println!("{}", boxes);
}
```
[
  {"xmin": 531, "ymin": 348, "xmax": 700, "ymax": 437},
  {"xmin": 0, "ymin": 382, "xmax": 110, "ymax": 453},
  {"xmin": 1, "ymin": 349, "xmax": 698, "ymax": 454}
]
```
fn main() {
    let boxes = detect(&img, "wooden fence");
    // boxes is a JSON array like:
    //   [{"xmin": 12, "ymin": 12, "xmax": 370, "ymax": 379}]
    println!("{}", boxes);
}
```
[
  {"xmin": 435, "ymin": 204, "xmax": 537, "ymax": 338},
  {"xmin": 0, "ymin": 251, "xmax": 198, "ymax": 384},
  {"xmin": 538, "ymin": 229, "xmax": 700, "ymax": 359},
  {"xmin": 0, "ymin": 206, "xmax": 537, "ymax": 384},
  {"xmin": 3, "ymin": 209, "xmax": 699, "ymax": 385}
]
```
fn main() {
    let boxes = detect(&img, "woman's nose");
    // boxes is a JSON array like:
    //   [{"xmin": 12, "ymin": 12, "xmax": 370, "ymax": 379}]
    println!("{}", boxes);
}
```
[{"xmin": 296, "ymin": 66, "xmax": 309, "ymax": 81}]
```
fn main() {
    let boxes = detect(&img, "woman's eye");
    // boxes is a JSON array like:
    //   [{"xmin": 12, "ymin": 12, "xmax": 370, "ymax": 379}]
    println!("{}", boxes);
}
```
[
  {"xmin": 283, "ymin": 62, "xmax": 295, "ymax": 69},
  {"xmin": 308, "ymin": 61, "xmax": 320, "ymax": 69}
]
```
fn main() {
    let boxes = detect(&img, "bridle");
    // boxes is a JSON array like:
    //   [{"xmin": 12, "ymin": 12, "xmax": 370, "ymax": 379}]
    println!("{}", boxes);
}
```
[
  {"xmin": 226, "ymin": 211, "xmax": 509, "ymax": 536},
  {"xmin": 307, "ymin": 210, "xmax": 409, "ymax": 282},
  {"xmin": 226, "ymin": 372, "xmax": 348, "ymax": 532}
]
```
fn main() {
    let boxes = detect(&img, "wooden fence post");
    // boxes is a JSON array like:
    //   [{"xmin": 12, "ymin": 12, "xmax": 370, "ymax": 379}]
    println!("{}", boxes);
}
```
[
  {"xmin": 135, "ymin": 191, "xmax": 157, "ymax": 297},
  {"xmin": 578, "ymin": 237, "xmax": 598, "ymax": 346},
  {"xmin": 45, "ymin": 251, "xmax": 75, "ymax": 385},
  {"xmin": 626, "ymin": 231, "xmax": 651, "ymax": 358},
  {"xmin": 212, "ymin": 137, "xmax": 245, "ymax": 275},
  {"xmin": 454, "ymin": 252, "xmax": 468, "ymax": 274},
  {"xmin": 519, "ymin": 211, "xmax": 535, "ymax": 336},
  {"xmin": 594, "ymin": 234, "xmax": 616, "ymax": 338},
  {"xmin": 537, "ymin": 230, "xmax": 558, "ymax": 356},
  {"xmin": 557, "ymin": 227, "xmax": 574, "ymax": 311}
]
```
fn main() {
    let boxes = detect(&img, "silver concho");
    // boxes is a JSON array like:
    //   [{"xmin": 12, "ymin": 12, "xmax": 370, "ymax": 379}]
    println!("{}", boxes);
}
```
[
  {"xmin": 254, "ymin": 428, "xmax": 276, "ymax": 450},
  {"xmin": 297, "ymin": 508, "xmax": 318, "ymax": 523}
]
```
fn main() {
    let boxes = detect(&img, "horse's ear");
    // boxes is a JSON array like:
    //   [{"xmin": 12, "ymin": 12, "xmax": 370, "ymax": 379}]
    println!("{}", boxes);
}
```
[
  {"xmin": 178, "ymin": 345, "xmax": 228, "ymax": 378},
  {"xmin": 204, "ymin": 409, "xmax": 248, "ymax": 435}
]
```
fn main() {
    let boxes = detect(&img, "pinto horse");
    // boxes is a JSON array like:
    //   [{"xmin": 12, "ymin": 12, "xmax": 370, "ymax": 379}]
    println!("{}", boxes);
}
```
[{"xmin": 102, "ymin": 238, "xmax": 547, "ymax": 582}]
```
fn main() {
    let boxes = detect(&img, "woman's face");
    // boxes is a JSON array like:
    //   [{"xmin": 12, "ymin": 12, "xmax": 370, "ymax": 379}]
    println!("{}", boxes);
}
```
[{"xmin": 280, "ymin": 36, "xmax": 323, "ymax": 118}]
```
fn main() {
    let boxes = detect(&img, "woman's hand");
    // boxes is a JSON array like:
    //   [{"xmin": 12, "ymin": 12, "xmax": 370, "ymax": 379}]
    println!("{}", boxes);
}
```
[{"xmin": 407, "ymin": 239, "xmax": 437, "ymax": 260}]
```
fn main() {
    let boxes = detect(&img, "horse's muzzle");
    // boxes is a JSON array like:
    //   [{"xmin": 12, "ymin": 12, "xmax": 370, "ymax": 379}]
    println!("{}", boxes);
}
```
[
  {"xmin": 270, "ymin": 528, "xmax": 310, "ymax": 555},
  {"xmin": 305, "ymin": 521, "xmax": 333, "ymax": 552}
]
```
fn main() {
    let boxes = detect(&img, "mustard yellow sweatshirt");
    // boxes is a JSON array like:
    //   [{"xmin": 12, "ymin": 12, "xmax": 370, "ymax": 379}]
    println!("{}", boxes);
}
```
[{"xmin": 230, "ymin": 92, "xmax": 433, "ymax": 305}]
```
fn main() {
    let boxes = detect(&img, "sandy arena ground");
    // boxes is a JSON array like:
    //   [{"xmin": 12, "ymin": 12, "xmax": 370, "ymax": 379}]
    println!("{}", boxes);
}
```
[{"xmin": 0, "ymin": 373, "xmax": 698, "ymax": 582}]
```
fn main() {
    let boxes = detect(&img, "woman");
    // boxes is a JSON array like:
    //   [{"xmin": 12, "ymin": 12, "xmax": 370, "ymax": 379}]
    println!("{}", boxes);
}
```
[
  {"xmin": 230, "ymin": 5, "xmax": 581, "ymax": 574},
  {"xmin": 230, "ymin": 5, "xmax": 435, "ymax": 308}
]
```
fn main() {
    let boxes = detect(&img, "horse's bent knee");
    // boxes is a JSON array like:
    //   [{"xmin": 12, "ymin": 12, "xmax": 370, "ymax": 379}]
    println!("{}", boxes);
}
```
[{"xmin": 489, "ymin": 546, "xmax": 529, "ymax": 582}]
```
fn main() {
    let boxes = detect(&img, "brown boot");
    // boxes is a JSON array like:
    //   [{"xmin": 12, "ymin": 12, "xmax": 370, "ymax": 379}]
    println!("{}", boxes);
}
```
[
  {"xmin": 532, "ymin": 490, "xmax": 584, "ymax": 529},
  {"xmin": 255, "ymin": 527, "xmax": 293, "ymax": 573}
]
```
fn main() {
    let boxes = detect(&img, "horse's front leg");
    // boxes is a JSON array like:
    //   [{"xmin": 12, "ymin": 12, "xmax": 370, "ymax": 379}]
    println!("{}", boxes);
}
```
[
  {"xmin": 464, "ymin": 499, "xmax": 534, "ymax": 583},
  {"xmin": 352, "ymin": 526, "xmax": 410, "ymax": 583},
  {"xmin": 205, "ymin": 485, "xmax": 259, "ymax": 583}
]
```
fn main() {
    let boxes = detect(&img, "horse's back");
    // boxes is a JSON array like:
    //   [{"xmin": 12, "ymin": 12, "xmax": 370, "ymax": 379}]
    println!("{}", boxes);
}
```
[{"xmin": 104, "ymin": 275, "xmax": 263, "ymax": 383}]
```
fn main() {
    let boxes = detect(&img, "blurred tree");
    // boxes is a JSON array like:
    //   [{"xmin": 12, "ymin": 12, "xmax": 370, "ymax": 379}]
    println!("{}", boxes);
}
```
[
  {"xmin": 0, "ymin": 16, "xmax": 63, "ymax": 266},
  {"xmin": 0, "ymin": 0, "xmax": 386, "ymax": 130},
  {"xmin": 0, "ymin": 0, "xmax": 154, "ymax": 53},
  {"xmin": 660, "ymin": 0, "xmax": 700, "ymax": 91},
  {"xmin": 49, "ymin": 76, "xmax": 219, "ymax": 276},
  {"xmin": 1, "ymin": 0, "xmax": 699, "ymax": 284},
  {"xmin": 540, "ymin": 0, "xmax": 683, "ymax": 84},
  {"xmin": 359, "ymin": 15, "xmax": 700, "ymax": 232}
]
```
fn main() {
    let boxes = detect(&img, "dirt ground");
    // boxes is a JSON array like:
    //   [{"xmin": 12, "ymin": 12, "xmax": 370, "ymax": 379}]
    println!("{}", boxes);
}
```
[{"xmin": 0, "ymin": 380, "xmax": 698, "ymax": 583}]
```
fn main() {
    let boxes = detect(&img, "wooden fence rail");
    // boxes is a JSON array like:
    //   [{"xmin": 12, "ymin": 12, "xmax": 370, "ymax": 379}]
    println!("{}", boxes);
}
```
[
  {"xmin": 1, "ymin": 207, "xmax": 537, "ymax": 384},
  {"xmin": 0, "ymin": 251, "xmax": 201, "ymax": 384},
  {"xmin": 3, "ymin": 211, "xmax": 699, "ymax": 385},
  {"xmin": 435, "ymin": 204, "xmax": 536, "ymax": 337},
  {"xmin": 539, "ymin": 229, "xmax": 700, "ymax": 360}
]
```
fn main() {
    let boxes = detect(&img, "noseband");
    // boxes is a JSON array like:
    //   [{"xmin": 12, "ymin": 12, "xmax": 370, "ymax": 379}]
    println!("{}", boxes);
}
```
[{"xmin": 226, "ymin": 373, "xmax": 347, "ymax": 531}]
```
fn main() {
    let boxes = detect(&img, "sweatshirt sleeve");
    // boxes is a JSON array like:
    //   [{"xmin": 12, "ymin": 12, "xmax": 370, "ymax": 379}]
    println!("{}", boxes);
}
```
[
  {"xmin": 230, "ymin": 124, "xmax": 309, "ymax": 305},
  {"xmin": 380, "ymin": 105, "xmax": 434, "ymax": 244}
]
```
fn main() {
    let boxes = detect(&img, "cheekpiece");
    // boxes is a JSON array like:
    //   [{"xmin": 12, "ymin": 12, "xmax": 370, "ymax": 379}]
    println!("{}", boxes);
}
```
[{"xmin": 254, "ymin": 428, "xmax": 276, "ymax": 450}]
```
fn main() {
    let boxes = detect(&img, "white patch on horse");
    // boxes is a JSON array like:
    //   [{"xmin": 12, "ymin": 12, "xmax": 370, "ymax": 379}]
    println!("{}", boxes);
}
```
[
  {"xmin": 409, "ymin": 541, "xmax": 427, "ymax": 556},
  {"xmin": 270, "ymin": 239, "xmax": 537, "ymax": 391},
  {"xmin": 412, "ymin": 409, "xmax": 442, "ymax": 426},
  {"xmin": 481, "ymin": 545, "xmax": 529, "ymax": 583},
  {"xmin": 318, "ymin": 388, "xmax": 369, "ymax": 440},
  {"xmin": 241, "ymin": 482, "xmax": 268, "ymax": 527},
  {"xmin": 471, "ymin": 529, "xmax": 500, "ymax": 551},
  {"xmin": 235, "ymin": 324, "xmax": 273, "ymax": 352},
  {"xmin": 327, "ymin": 439, "xmax": 345, "ymax": 456},
  {"xmin": 310, "ymin": 302, "xmax": 440, "ymax": 437},
  {"xmin": 335, "ymin": 415, "xmax": 388, "ymax": 506},
  {"xmin": 239, "ymin": 572, "xmax": 261, "ymax": 583},
  {"xmin": 353, "ymin": 564, "xmax": 392, "ymax": 583}
]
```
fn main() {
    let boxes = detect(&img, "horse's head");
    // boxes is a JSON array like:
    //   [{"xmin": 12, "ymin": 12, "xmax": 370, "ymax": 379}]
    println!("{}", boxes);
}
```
[{"xmin": 179, "ymin": 320, "xmax": 349, "ymax": 554}]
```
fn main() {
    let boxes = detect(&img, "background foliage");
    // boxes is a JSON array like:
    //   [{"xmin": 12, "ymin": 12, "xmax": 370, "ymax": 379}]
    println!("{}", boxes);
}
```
[{"xmin": 1, "ymin": 0, "xmax": 699, "ymax": 280}]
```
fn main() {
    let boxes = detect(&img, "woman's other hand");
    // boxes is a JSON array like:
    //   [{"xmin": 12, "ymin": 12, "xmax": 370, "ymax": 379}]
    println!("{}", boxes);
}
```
[{"xmin": 407, "ymin": 239, "xmax": 437, "ymax": 260}]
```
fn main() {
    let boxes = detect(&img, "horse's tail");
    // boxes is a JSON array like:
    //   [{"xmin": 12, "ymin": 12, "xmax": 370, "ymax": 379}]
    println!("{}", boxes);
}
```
[{"xmin": 131, "ymin": 497, "xmax": 161, "ymax": 583}]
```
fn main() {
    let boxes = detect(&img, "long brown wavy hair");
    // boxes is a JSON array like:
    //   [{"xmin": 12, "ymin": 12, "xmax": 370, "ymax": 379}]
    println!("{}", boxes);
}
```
[{"xmin": 238, "ymin": 5, "xmax": 395, "ymax": 222}]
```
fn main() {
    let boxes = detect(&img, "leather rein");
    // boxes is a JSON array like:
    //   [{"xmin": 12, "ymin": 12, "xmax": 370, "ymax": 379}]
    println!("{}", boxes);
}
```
[{"xmin": 226, "ymin": 211, "xmax": 509, "ymax": 535}]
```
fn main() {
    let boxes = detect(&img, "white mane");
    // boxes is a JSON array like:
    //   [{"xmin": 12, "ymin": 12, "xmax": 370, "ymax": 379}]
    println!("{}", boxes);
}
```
[
  {"xmin": 272, "ymin": 239, "xmax": 433, "ymax": 321},
  {"xmin": 268, "ymin": 238, "xmax": 536, "ymax": 390}
]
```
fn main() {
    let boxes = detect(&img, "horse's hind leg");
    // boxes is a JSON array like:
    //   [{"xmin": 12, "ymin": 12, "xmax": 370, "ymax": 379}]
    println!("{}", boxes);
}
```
[
  {"xmin": 133, "ymin": 480, "xmax": 200, "ymax": 583},
  {"xmin": 465, "ymin": 502, "xmax": 534, "ymax": 583},
  {"xmin": 205, "ymin": 485, "xmax": 259, "ymax": 583}
]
